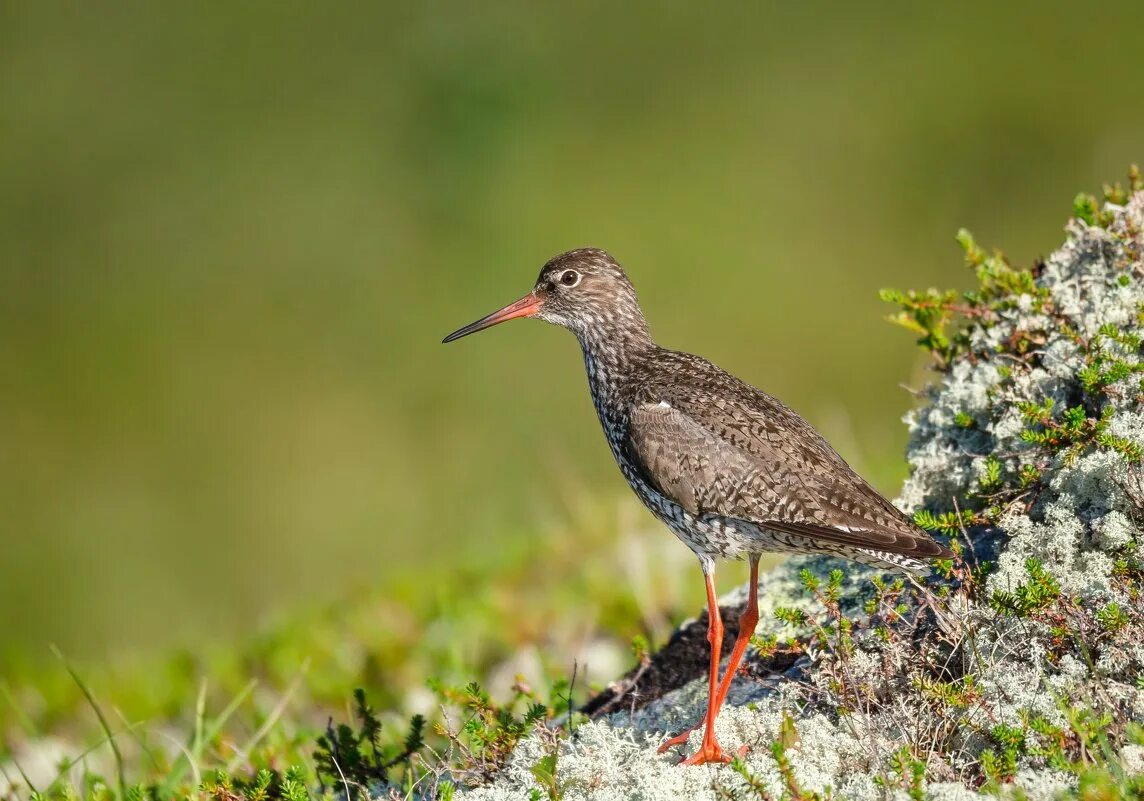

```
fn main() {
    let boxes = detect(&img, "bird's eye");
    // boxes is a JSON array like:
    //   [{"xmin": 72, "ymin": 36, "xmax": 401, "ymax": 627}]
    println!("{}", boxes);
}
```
[{"xmin": 560, "ymin": 270, "xmax": 580, "ymax": 287}]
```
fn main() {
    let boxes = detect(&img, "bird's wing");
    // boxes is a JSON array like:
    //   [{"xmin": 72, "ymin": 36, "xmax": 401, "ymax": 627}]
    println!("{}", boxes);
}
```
[{"xmin": 625, "ymin": 389, "xmax": 950, "ymax": 560}]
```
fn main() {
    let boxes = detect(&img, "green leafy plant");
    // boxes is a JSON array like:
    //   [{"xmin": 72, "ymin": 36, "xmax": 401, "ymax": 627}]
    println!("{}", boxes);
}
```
[
  {"xmin": 433, "ymin": 680, "xmax": 554, "ymax": 787},
  {"xmin": 313, "ymin": 688, "xmax": 425, "ymax": 798},
  {"xmin": 875, "ymin": 746, "xmax": 927, "ymax": 801},
  {"xmin": 989, "ymin": 558, "xmax": 1061, "ymax": 618}
]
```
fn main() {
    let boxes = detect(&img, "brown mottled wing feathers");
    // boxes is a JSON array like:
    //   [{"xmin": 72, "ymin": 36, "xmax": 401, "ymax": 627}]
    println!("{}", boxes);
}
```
[{"xmin": 625, "ymin": 359, "xmax": 950, "ymax": 560}]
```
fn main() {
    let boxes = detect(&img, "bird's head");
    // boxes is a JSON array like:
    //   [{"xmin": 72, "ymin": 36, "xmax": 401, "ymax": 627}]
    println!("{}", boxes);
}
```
[{"xmin": 442, "ymin": 248, "xmax": 649, "ymax": 345}]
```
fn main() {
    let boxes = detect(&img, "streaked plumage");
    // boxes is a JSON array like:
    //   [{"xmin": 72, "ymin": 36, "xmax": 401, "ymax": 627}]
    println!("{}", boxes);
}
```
[{"xmin": 443, "ymin": 247, "xmax": 951, "ymax": 765}]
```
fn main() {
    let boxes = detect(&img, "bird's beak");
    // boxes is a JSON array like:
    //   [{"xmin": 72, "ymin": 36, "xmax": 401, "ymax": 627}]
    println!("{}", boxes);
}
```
[{"xmin": 442, "ymin": 292, "xmax": 543, "ymax": 343}]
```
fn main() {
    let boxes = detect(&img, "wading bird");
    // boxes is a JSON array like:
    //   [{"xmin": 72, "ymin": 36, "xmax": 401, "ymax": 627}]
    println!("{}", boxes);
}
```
[{"xmin": 443, "ymin": 249, "xmax": 951, "ymax": 765}]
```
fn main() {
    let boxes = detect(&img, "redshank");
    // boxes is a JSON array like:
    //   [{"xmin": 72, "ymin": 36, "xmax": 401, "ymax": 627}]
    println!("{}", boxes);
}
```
[{"xmin": 442, "ymin": 249, "xmax": 952, "ymax": 766}]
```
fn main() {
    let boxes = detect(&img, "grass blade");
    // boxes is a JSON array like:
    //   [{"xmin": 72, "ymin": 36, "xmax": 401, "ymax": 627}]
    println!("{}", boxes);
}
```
[{"xmin": 51, "ymin": 645, "xmax": 126, "ymax": 799}]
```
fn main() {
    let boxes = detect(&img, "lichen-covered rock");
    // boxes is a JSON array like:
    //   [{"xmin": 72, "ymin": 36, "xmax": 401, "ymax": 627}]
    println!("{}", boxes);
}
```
[{"xmin": 455, "ymin": 189, "xmax": 1144, "ymax": 800}]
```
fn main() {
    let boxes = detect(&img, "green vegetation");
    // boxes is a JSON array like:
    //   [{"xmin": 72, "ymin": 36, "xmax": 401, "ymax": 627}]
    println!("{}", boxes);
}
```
[
  {"xmin": 5, "ymin": 2, "xmax": 1144, "ymax": 664},
  {"xmin": 1, "ymin": 492, "xmax": 723, "ymax": 798},
  {"xmin": 805, "ymin": 171, "xmax": 1144, "ymax": 796},
  {"xmin": 885, "ymin": 170, "xmax": 1144, "ymax": 547}
]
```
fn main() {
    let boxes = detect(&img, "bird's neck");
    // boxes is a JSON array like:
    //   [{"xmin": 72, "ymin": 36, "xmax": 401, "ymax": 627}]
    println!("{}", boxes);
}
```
[{"xmin": 577, "ymin": 321, "xmax": 654, "ymax": 414}]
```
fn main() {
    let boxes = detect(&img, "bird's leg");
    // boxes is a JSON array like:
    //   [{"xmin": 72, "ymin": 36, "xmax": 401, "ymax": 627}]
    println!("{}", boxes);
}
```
[
  {"xmin": 678, "ymin": 563, "xmax": 734, "ymax": 765},
  {"xmin": 708, "ymin": 555, "xmax": 760, "ymax": 715},
  {"xmin": 659, "ymin": 558, "xmax": 760, "ymax": 765},
  {"xmin": 655, "ymin": 562, "xmax": 721, "ymax": 755}
]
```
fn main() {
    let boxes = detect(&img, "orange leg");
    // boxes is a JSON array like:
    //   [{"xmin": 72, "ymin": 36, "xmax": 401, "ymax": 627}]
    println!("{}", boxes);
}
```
[
  {"xmin": 656, "ymin": 562, "xmax": 721, "ymax": 756},
  {"xmin": 709, "ymin": 555, "xmax": 760, "ymax": 714},
  {"xmin": 659, "ymin": 556, "xmax": 761, "ymax": 766}
]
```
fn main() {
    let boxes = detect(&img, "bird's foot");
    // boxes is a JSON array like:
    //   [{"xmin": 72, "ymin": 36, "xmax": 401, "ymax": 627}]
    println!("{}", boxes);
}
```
[
  {"xmin": 656, "ymin": 724, "xmax": 700, "ymax": 754},
  {"xmin": 677, "ymin": 740, "xmax": 748, "ymax": 766}
]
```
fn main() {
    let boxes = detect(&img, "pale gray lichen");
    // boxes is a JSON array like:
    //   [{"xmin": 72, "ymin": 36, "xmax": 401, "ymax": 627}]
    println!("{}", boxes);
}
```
[{"xmin": 454, "ymin": 192, "xmax": 1144, "ymax": 800}]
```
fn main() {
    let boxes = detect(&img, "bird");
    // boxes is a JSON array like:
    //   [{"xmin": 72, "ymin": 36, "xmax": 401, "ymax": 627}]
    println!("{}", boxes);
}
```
[{"xmin": 442, "ymin": 248, "xmax": 952, "ymax": 766}]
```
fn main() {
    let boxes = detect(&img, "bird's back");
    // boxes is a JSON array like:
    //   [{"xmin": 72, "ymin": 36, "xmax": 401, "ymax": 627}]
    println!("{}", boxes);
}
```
[{"xmin": 616, "ymin": 348, "xmax": 951, "ymax": 572}]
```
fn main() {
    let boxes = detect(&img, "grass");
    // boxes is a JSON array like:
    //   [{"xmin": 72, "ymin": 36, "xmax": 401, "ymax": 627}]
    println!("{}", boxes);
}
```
[{"xmin": 0, "ymin": 490, "xmax": 751, "ymax": 799}]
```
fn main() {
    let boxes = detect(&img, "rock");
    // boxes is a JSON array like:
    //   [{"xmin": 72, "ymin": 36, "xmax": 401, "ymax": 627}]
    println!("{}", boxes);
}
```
[{"xmin": 456, "ymin": 188, "xmax": 1144, "ymax": 800}]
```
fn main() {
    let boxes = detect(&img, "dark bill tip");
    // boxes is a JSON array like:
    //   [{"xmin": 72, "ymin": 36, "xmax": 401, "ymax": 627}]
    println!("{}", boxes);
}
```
[{"xmin": 442, "ymin": 293, "xmax": 542, "ymax": 343}]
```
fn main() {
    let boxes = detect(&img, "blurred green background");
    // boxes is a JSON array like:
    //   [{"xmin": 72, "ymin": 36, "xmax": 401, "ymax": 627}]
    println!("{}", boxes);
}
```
[{"xmin": 2, "ymin": 2, "xmax": 1143, "ymax": 666}]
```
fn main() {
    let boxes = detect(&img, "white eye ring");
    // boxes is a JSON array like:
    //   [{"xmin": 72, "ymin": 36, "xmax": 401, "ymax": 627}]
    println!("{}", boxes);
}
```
[{"xmin": 560, "ymin": 270, "xmax": 581, "ymax": 287}]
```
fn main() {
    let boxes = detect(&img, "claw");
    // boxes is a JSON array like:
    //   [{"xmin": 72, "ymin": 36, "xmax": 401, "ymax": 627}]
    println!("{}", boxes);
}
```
[{"xmin": 656, "ymin": 724, "xmax": 700, "ymax": 754}]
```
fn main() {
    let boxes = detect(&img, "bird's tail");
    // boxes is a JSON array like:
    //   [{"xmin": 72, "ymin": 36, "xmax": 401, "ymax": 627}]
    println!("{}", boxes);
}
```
[{"xmin": 849, "ymin": 547, "xmax": 934, "ymax": 577}]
